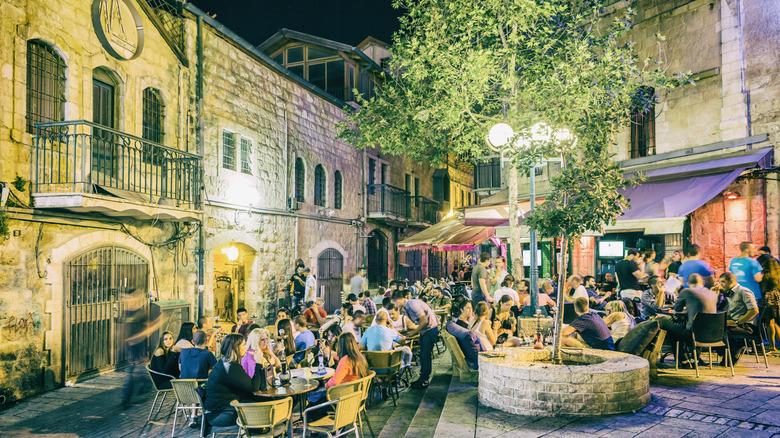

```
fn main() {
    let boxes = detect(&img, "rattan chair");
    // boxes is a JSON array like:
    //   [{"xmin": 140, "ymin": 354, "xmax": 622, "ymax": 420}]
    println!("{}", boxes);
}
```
[
  {"xmin": 364, "ymin": 314, "xmax": 376, "ymax": 326},
  {"xmin": 302, "ymin": 391, "xmax": 362, "ymax": 438},
  {"xmin": 364, "ymin": 350, "xmax": 403, "ymax": 406},
  {"xmin": 170, "ymin": 379, "xmax": 205, "ymax": 437},
  {"xmin": 145, "ymin": 365, "xmax": 175, "ymax": 422},
  {"xmin": 231, "ymin": 397, "xmax": 293, "ymax": 438},
  {"xmin": 326, "ymin": 371, "xmax": 377, "ymax": 438}
]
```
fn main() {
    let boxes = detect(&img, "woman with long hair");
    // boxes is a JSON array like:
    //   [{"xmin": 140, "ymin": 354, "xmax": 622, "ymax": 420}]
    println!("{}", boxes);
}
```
[
  {"xmin": 204, "ymin": 334, "xmax": 266, "ymax": 427},
  {"xmin": 603, "ymin": 300, "xmax": 636, "ymax": 342},
  {"xmin": 313, "ymin": 323, "xmax": 341, "ymax": 367},
  {"xmin": 491, "ymin": 295, "xmax": 520, "ymax": 330},
  {"xmin": 175, "ymin": 322, "xmax": 196, "ymax": 349},
  {"xmin": 469, "ymin": 301, "xmax": 496, "ymax": 349},
  {"xmin": 327, "ymin": 332, "xmax": 370, "ymax": 388},
  {"xmin": 275, "ymin": 318, "xmax": 296, "ymax": 354},
  {"xmin": 241, "ymin": 328, "xmax": 280, "ymax": 377},
  {"xmin": 149, "ymin": 331, "xmax": 180, "ymax": 388}
]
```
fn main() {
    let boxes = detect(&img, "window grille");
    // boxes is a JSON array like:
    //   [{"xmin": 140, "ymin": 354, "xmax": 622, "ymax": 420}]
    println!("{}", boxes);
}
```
[
  {"xmin": 26, "ymin": 40, "xmax": 66, "ymax": 133},
  {"xmin": 295, "ymin": 158, "xmax": 305, "ymax": 202},
  {"xmin": 240, "ymin": 137, "xmax": 252, "ymax": 174},
  {"xmin": 630, "ymin": 86, "xmax": 656, "ymax": 158},
  {"xmin": 142, "ymin": 88, "xmax": 164, "ymax": 143},
  {"xmin": 334, "ymin": 171, "xmax": 343, "ymax": 210},
  {"xmin": 314, "ymin": 164, "xmax": 326, "ymax": 207},
  {"xmin": 222, "ymin": 130, "xmax": 236, "ymax": 170}
]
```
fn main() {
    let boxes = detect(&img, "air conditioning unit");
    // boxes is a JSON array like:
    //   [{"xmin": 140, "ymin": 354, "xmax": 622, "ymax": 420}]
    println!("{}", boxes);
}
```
[{"xmin": 287, "ymin": 196, "xmax": 301, "ymax": 211}]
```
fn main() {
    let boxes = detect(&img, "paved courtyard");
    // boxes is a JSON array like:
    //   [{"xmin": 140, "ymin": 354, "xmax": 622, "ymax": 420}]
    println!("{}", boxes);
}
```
[{"xmin": 1, "ymin": 350, "xmax": 779, "ymax": 438}]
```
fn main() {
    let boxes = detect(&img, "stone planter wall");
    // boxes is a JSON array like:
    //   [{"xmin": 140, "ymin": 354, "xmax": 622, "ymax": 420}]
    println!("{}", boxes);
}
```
[{"xmin": 478, "ymin": 347, "xmax": 650, "ymax": 416}]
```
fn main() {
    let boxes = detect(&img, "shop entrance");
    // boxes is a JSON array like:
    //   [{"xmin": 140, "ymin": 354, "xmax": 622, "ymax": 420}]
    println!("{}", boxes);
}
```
[
  {"xmin": 366, "ymin": 230, "xmax": 388, "ymax": 287},
  {"xmin": 213, "ymin": 242, "xmax": 255, "ymax": 325}
]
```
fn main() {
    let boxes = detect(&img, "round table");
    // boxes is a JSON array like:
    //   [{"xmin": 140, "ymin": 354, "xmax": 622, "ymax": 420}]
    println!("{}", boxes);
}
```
[
  {"xmin": 254, "ymin": 377, "xmax": 320, "ymax": 438},
  {"xmin": 290, "ymin": 366, "xmax": 335, "ymax": 381}
]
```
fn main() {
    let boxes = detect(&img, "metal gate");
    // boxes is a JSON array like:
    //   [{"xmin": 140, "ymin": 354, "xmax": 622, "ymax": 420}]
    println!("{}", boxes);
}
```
[
  {"xmin": 65, "ymin": 247, "xmax": 149, "ymax": 378},
  {"xmin": 317, "ymin": 249, "xmax": 343, "ymax": 313}
]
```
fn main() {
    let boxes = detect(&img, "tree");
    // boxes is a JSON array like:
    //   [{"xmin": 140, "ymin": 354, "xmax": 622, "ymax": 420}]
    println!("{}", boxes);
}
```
[{"xmin": 338, "ymin": 0, "xmax": 687, "ymax": 361}]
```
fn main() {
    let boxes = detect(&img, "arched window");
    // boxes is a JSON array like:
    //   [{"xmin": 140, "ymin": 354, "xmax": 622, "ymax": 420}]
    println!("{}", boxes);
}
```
[
  {"xmin": 142, "ymin": 88, "xmax": 164, "ymax": 143},
  {"xmin": 333, "ymin": 170, "xmax": 343, "ymax": 210},
  {"xmin": 295, "ymin": 158, "xmax": 305, "ymax": 202},
  {"xmin": 630, "ymin": 86, "xmax": 656, "ymax": 158},
  {"xmin": 314, "ymin": 164, "xmax": 326, "ymax": 207},
  {"xmin": 26, "ymin": 40, "xmax": 67, "ymax": 133}
]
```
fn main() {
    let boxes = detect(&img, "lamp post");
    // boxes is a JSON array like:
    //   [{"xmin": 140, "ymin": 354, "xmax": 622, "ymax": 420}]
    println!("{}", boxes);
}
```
[{"xmin": 487, "ymin": 122, "xmax": 573, "ymax": 316}]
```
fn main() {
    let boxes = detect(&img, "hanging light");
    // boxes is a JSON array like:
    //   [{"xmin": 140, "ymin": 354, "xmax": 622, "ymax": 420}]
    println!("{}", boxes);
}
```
[
  {"xmin": 221, "ymin": 245, "xmax": 240, "ymax": 261},
  {"xmin": 723, "ymin": 191, "xmax": 740, "ymax": 200}
]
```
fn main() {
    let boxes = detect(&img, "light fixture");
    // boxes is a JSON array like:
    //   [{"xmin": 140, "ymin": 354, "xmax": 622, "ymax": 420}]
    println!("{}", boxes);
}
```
[
  {"xmin": 724, "ymin": 191, "xmax": 740, "ymax": 200},
  {"xmin": 486, "ymin": 123, "xmax": 514, "ymax": 151},
  {"xmin": 221, "ymin": 245, "xmax": 240, "ymax": 261}
]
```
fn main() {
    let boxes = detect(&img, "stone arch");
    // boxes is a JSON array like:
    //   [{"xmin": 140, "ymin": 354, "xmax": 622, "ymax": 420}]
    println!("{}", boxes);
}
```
[
  {"xmin": 204, "ymin": 231, "xmax": 261, "ymax": 322},
  {"xmin": 307, "ymin": 239, "xmax": 347, "ymax": 276}
]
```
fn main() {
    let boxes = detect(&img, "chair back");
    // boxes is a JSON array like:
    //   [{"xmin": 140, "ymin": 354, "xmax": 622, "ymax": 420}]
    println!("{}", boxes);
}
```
[
  {"xmin": 231, "ymin": 397, "xmax": 293, "ymax": 430},
  {"xmin": 562, "ymin": 303, "xmax": 577, "ymax": 324},
  {"xmin": 170, "ymin": 379, "xmax": 202, "ymax": 406},
  {"xmin": 364, "ymin": 314, "xmax": 376, "ymax": 326},
  {"xmin": 331, "ymin": 391, "xmax": 362, "ymax": 431},
  {"xmin": 364, "ymin": 350, "xmax": 403, "ymax": 374},
  {"xmin": 441, "ymin": 331, "xmax": 470, "ymax": 371},
  {"xmin": 145, "ymin": 365, "xmax": 175, "ymax": 392},
  {"xmin": 326, "ymin": 370, "xmax": 375, "ymax": 403},
  {"xmin": 294, "ymin": 345, "xmax": 316, "ymax": 367},
  {"xmin": 691, "ymin": 312, "xmax": 727, "ymax": 344}
]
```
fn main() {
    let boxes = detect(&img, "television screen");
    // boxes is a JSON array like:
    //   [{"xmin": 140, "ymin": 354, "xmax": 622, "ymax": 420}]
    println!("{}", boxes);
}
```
[
  {"xmin": 522, "ymin": 249, "xmax": 542, "ymax": 267},
  {"xmin": 599, "ymin": 241, "xmax": 624, "ymax": 258}
]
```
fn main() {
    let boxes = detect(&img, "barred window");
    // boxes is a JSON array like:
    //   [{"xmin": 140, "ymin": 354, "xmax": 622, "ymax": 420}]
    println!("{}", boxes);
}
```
[
  {"xmin": 26, "ymin": 40, "xmax": 67, "ymax": 133},
  {"xmin": 142, "ymin": 88, "xmax": 164, "ymax": 143},
  {"xmin": 630, "ymin": 86, "xmax": 656, "ymax": 159},
  {"xmin": 222, "ymin": 130, "xmax": 236, "ymax": 170},
  {"xmin": 240, "ymin": 137, "xmax": 252, "ymax": 174},
  {"xmin": 334, "ymin": 170, "xmax": 343, "ymax": 210},
  {"xmin": 314, "ymin": 164, "xmax": 326, "ymax": 207},
  {"xmin": 295, "ymin": 157, "xmax": 305, "ymax": 202}
]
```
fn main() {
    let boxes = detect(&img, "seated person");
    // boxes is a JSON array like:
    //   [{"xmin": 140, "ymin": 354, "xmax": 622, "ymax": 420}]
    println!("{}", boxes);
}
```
[
  {"xmin": 241, "ymin": 328, "xmax": 280, "ymax": 377},
  {"xmin": 561, "ymin": 297, "xmax": 616, "ymax": 350},
  {"xmin": 150, "ymin": 331, "xmax": 181, "ymax": 388},
  {"xmin": 492, "ymin": 275, "xmax": 520, "ymax": 307},
  {"xmin": 361, "ymin": 291, "xmax": 378, "ymax": 315},
  {"xmin": 523, "ymin": 280, "xmax": 558, "ymax": 313},
  {"xmin": 453, "ymin": 300, "xmax": 473, "ymax": 329},
  {"xmin": 564, "ymin": 275, "xmax": 589, "ymax": 303},
  {"xmin": 196, "ymin": 316, "xmax": 220, "ymax": 352},
  {"xmin": 231, "ymin": 308, "xmax": 255, "ymax": 339},
  {"xmin": 179, "ymin": 330, "xmax": 217, "ymax": 379},
  {"xmin": 469, "ymin": 302, "xmax": 497, "ymax": 349},
  {"xmin": 429, "ymin": 286, "xmax": 452, "ymax": 311},
  {"xmin": 584, "ymin": 275, "xmax": 611, "ymax": 310},
  {"xmin": 303, "ymin": 298, "xmax": 327, "ymax": 326},
  {"xmin": 371, "ymin": 297, "xmax": 393, "ymax": 326},
  {"xmin": 293, "ymin": 316, "xmax": 316, "ymax": 363},
  {"xmin": 276, "ymin": 308, "xmax": 290, "ymax": 325},
  {"xmin": 342, "ymin": 310, "xmax": 366, "ymax": 340},
  {"xmin": 359, "ymin": 312, "xmax": 405, "ymax": 351},
  {"xmin": 640, "ymin": 275, "xmax": 668, "ymax": 319},
  {"xmin": 602, "ymin": 300, "xmax": 636, "ymax": 342},
  {"xmin": 275, "ymin": 319, "xmax": 297, "ymax": 357},
  {"xmin": 346, "ymin": 293, "xmax": 367, "ymax": 314},
  {"xmin": 204, "ymin": 334, "xmax": 266, "ymax": 428},
  {"xmin": 490, "ymin": 294, "xmax": 521, "ymax": 329},
  {"xmin": 388, "ymin": 302, "xmax": 417, "ymax": 333},
  {"xmin": 313, "ymin": 324, "xmax": 341, "ymax": 367},
  {"xmin": 175, "ymin": 322, "xmax": 196, "ymax": 350},
  {"xmin": 720, "ymin": 272, "xmax": 759, "ymax": 363}
]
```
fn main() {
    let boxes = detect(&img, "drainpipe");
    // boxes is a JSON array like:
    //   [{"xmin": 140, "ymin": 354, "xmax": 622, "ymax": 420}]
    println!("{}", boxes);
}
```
[{"xmin": 196, "ymin": 16, "xmax": 206, "ymax": 319}]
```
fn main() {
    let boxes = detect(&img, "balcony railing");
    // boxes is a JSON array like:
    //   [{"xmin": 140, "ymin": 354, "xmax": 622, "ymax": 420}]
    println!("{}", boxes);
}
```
[
  {"xmin": 367, "ymin": 184, "xmax": 409, "ymax": 219},
  {"xmin": 33, "ymin": 120, "xmax": 202, "ymax": 209},
  {"xmin": 409, "ymin": 196, "xmax": 439, "ymax": 225},
  {"xmin": 474, "ymin": 157, "xmax": 502, "ymax": 190}
]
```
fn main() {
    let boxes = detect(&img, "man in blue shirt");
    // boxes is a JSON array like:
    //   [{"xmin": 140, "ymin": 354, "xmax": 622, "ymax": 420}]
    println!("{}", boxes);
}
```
[
  {"xmin": 293, "ymin": 316, "xmax": 316, "ymax": 363},
  {"xmin": 729, "ymin": 241, "xmax": 763, "ymax": 301},
  {"xmin": 561, "ymin": 297, "xmax": 615, "ymax": 350},
  {"xmin": 359, "ymin": 312, "xmax": 405, "ymax": 351},
  {"xmin": 678, "ymin": 244, "xmax": 716, "ymax": 288},
  {"xmin": 179, "ymin": 330, "xmax": 217, "ymax": 379}
]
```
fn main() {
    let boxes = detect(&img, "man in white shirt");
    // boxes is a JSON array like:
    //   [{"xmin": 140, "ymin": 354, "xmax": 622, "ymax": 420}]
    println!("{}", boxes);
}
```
[
  {"xmin": 566, "ymin": 275, "xmax": 589, "ymax": 302},
  {"xmin": 492, "ymin": 275, "xmax": 520, "ymax": 306},
  {"xmin": 303, "ymin": 268, "xmax": 317, "ymax": 305}
]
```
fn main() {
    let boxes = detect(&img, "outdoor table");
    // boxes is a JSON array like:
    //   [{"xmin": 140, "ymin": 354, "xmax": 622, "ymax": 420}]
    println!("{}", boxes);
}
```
[
  {"xmin": 657, "ymin": 309, "xmax": 687, "ymax": 324},
  {"xmin": 254, "ymin": 377, "xmax": 319, "ymax": 438},
  {"xmin": 290, "ymin": 366, "xmax": 335, "ymax": 382}
]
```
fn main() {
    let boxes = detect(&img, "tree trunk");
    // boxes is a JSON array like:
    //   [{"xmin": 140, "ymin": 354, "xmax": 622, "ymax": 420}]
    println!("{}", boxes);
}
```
[
  {"xmin": 507, "ymin": 165, "xmax": 524, "ymax": 280},
  {"xmin": 552, "ymin": 236, "xmax": 569, "ymax": 363}
]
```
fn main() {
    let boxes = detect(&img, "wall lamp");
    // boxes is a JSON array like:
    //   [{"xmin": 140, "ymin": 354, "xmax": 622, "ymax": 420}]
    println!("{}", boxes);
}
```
[{"xmin": 723, "ymin": 191, "xmax": 740, "ymax": 200}]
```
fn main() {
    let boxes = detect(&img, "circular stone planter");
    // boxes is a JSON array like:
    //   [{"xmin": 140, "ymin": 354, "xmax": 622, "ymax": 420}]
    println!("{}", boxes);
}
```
[{"xmin": 478, "ymin": 347, "xmax": 650, "ymax": 416}]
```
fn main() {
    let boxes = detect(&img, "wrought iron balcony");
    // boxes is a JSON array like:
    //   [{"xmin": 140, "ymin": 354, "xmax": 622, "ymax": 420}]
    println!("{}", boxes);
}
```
[
  {"xmin": 409, "ymin": 196, "xmax": 439, "ymax": 226},
  {"xmin": 367, "ymin": 184, "xmax": 409, "ymax": 221},
  {"xmin": 32, "ymin": 120, "xmax": 202, "ymax": 221}
]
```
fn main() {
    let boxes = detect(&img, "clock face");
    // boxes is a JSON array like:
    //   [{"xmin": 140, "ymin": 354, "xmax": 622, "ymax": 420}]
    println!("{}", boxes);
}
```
[{"xmin": 92, "ymin": 0, "xmax": 145, "ymax": 60}]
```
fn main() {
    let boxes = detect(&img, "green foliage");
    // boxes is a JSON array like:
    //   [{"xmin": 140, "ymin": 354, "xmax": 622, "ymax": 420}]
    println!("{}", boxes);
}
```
[
  {"xmin": 0, "ymin": 208, "xmax": 9, "ymax": 239},
  {"xmin": 12, "ymin": 174, "xmax": 27, "ymax": 192},
  {"xmin": 337, "ymin": 0, "xmax": 689, "ymax": 238}
]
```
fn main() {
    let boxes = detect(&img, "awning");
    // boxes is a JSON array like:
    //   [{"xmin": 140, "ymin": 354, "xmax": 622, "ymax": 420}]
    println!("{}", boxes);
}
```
[
  {"xmin": 463, "ymin": 200, "xmax": 535, "ymax": 227},
  {"xmin": 608, "ymin": 147, "xmax": 773, "ymax": 234},
  {"xmin": 397, "ymin": 218, "xmax": 494, "ymax": 251}
]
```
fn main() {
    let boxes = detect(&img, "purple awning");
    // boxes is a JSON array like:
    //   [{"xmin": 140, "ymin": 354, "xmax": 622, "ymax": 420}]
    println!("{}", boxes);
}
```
[{"xmin": 627, "ymin": 148, "xmax": 773, "ymax": 181}]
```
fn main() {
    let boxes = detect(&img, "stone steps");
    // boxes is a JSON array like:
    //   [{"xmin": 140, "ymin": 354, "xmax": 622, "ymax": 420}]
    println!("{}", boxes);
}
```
[
  {"xmin": 432, "ymin": 375, "xmax": 478, "ymax": 438},
  {"xmin": 402, "ymin": 372, "xmax": 451, "ymax": 437}
]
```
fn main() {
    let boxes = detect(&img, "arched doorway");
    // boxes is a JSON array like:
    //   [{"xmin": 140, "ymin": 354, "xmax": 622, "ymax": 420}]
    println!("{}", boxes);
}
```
[
  {"xmin": 317, "ymin": 249, "xmax": 344, "ymax": 313},
  {"xmin": 367, "ymin": 230, "xmax": 388, "ymax": 287},
  {"xmin": 213, "ymin": 242, "xmax": 256, "ymax": 326},
  {"xmin": 65, "ymin": 247, "xmax": 149, "ymax": 378}
]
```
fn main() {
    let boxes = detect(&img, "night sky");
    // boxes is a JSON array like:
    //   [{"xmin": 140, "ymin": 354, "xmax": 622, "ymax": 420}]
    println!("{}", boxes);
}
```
[{"xmin": 188, "ymin": 0, "xmax": 404, "ymax": 47}]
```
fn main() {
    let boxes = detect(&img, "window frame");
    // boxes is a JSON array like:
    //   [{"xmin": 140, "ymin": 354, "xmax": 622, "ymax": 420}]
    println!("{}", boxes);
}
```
[
  {"xmin": 295, "ymin": 157, "xmax": 305, "ymax": 203},
  {"xmin": 240, "ymin": 136, "xmax": 253, "ymax": 175},
  {"xmin": 629, "ymin": 86, "xmax": 656, "ymax": 159},
  {"xmin": 314, "ymin": 164, "xmax": 326, "ymax": 207},
  {"xmin": 26, "ymin": 40, "xmax": 67, "ymax": 133},
  {"xmin": 334, "ymin": 170, "xmax": 343, "ymax": 210},
  {"xmin": 222, "ymin": 130, "xmax": 236, "ymax": 171}
]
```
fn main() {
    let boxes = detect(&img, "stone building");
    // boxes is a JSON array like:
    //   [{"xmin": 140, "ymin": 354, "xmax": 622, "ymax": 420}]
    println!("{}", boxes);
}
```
[{"xmin": 469, "ymin": 0, "xmax": 779, "ymax": 279}]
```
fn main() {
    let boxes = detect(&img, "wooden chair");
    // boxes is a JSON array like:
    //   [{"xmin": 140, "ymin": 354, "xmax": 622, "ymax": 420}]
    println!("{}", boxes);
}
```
[
  {"xmin": 441, "ymin": 331, "xmax": 478, "ymax": 383},
  {"xmin": 641, "ymin": 330, "xmax": 667, "ymax": 379},
  {"xmin": 326, "ymin": 372, "xmax": 377, "ymax": 438},
  {"xmin": 231, "ymin": 397, "xmax": 293, "ymax": 438},
  {"xmin": 364, "ymin": 350, "xmax": 404, "ymax": 406},
  {"xmin": 303, "ymin": 391, "xmax": 362, "ymax": 438},
  {"xmin": 170, "ymin": 379, "xmax": 204, "ymax": 438},
  {"xmin": 145, "ymin": 365, "xmax": 175, "ymax": 422}
]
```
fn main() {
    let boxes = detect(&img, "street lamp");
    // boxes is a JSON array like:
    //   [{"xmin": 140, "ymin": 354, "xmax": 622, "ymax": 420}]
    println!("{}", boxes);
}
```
[{"xmin": 487, "ymin": 122, "xmax": 574, "ymax": 315}]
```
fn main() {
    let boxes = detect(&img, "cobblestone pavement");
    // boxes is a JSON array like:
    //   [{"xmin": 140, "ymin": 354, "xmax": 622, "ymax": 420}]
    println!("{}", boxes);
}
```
[{"xmin": 1, "ymin": 350, "xmax": 779, "ymax": 437}]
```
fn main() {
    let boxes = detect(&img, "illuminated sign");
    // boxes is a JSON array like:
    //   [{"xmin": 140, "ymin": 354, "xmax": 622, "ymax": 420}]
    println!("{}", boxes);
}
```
[{"xmin": 91, "ymin": 0, "xmax": 145, "ymax": 60}]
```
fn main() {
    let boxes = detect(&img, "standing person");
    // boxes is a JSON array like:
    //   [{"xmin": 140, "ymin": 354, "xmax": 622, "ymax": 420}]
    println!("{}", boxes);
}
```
[
  {"xmin": 665, "ymin": 251, "xmax": 683, "ymax": 279},
  {"xmin": 677, "ymin": 244, "xmax": 716, "ymax": 288},
  {"xmin": 303, "ymin": 298, "xmax": 328, "ymax": 326},
  {"xmin": 561, "ymin": 298, "xmax": 615, "ymax": 350},
  {"xmin": 759, "ymin": 256, "xmax": 780, "ymax": 351},
  {"xmin": 351, "ymin": 266, "xmax": 368, "ymax": 298},
  {"xmin": 465, "ymin": 253, "xmax": 475, "ymax": 267},
  {"xmin": 471, "ymin": 252, "xmax": 493, "ymax": 306},
  {"xmin": 120, "ymin": 289, "xmax": 161, "ymax": 409},
  {"xmin": 615, "ymin": 248, "xmax": 646, "ymax": 300},
  {"xmin": 488, "ymin": 256, "xmax": 508, "ymax": 298},
  {"xmin": 391, "ymin": 290, "xmax": 439, "ymax": 389},
  {"xmin": 288, "ymin": 265, "xmax": 307, "ymax": 312},
  {"xmin": 179, "ymin": 330, "xmax": 218, "ymax": 379},
  {"xmin": 729, "ymin": 241, "xmax": 764, "ymax": 302},
  {"xmin": 642, "ymin": 249, "xmax": 659, "ymax": 277},
  {"xmin": 231, "ymin": 308, "xmax": 255, "ymax": 339},
  {"xmin": 304, "ymin": 267, "xmax": 317, "ymax": 306}
]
